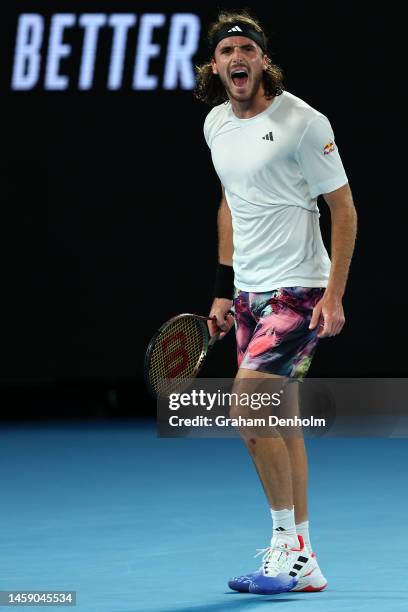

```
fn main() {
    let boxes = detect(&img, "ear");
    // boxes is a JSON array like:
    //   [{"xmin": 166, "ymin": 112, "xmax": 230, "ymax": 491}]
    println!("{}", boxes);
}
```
[
  {"xmin": 263, "ymin": 54, "xmax": 270, "ymax": 71},
  {"xmin": 211, "ymin": 57, "xmax": 218, "ymax": 75}
]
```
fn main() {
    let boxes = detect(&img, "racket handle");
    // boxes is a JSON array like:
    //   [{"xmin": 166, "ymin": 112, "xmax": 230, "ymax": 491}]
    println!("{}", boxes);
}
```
[
  {"xmin": 208, "ymin": 310, "xmax": 234, "ymax": 344},
  {"xmin": 209, "ymin": 330, "xmax": 221, "ymax": 347}
]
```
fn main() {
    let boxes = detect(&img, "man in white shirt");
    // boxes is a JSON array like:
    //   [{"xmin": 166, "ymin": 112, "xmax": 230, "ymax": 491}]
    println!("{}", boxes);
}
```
[{"xmin": 195, "ymin": 10, "xmax": 357, "ymax": 595}]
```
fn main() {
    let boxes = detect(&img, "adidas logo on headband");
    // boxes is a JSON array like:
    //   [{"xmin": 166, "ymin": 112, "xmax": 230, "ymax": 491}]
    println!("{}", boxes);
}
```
[{"xmin": 210, "ymin": 22, "xmax": 267, "ymax": 55}]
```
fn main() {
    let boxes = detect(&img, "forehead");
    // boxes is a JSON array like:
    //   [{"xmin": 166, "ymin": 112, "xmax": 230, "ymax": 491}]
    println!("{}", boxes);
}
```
[{"xmin": 215, "ymin": 35, "xmax": 258, "ymax": 52}]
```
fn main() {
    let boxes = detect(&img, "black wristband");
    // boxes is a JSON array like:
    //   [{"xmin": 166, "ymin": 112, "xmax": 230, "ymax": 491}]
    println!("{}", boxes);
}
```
[{"xmin": 214, "ymin": 263, "xmax": 234, "ymax": 300}]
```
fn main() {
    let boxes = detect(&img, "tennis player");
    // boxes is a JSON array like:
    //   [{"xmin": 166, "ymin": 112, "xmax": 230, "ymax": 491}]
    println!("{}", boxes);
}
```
[{"xmin": 195, "ymin": 10, "xmax": 357, "ymax": 595}]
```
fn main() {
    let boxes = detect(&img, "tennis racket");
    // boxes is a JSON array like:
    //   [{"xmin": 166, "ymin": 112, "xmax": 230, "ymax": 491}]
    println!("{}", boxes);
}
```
[{"xmin": 144, "ymin": 313, "xmax": 231, "ymax": 399}]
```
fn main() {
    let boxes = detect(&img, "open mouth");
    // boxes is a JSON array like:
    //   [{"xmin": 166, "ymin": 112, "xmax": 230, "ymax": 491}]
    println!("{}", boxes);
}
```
[{"xmin": 231, "ymin": 68, "xmax": 249, "ymax": 88}]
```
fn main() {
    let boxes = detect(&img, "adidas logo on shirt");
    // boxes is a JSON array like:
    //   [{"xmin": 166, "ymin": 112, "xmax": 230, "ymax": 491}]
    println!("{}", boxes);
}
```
[
  {"xmin": 262, "ymin": 131, "xmax": 274, "ymax": 141},
  {"xmin": 228, "ymin": 26, "xmax": 243, "ymax": 32}
]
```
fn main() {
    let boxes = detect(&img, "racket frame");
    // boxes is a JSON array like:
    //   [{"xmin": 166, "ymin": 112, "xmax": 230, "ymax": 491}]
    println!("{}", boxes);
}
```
[{"xmin": 144, "ymin": 313, "xmax": 215, "ymax": 399}]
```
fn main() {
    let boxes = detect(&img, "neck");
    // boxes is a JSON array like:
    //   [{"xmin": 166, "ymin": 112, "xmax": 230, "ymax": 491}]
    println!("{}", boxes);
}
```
[{"xmin": 229, "ymin": 85, "xmax": 275, "ymax": 119}]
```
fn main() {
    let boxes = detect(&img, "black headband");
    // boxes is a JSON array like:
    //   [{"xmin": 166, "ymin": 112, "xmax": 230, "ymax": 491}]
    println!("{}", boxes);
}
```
[{"xmin": 209, "ymin": 22, "xmax": 267, "ymax": 56}]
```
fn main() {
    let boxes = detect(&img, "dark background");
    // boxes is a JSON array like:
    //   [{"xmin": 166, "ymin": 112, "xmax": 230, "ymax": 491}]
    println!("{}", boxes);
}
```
[{"xmin": 2, "ymin": 1, "xmax": 406, "ymax": 419}]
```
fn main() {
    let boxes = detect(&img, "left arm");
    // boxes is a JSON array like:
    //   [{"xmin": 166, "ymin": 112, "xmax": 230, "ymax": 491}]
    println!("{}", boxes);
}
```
[{"xmin": 309, "ymin": 182, "xmax": 358, "ymax": 338}]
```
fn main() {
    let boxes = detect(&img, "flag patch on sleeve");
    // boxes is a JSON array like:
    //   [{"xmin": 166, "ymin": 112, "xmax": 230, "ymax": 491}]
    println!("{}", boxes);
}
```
[{"xmin": 323, "ymin": 141, "xmax": 336, "ymax": 155}]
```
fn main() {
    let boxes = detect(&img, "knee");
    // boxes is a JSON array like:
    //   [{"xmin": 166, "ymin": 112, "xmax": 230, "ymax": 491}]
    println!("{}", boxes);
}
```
[{"xmin": 229, "ymin": 399, "xmax": 252, "ymax": 422}]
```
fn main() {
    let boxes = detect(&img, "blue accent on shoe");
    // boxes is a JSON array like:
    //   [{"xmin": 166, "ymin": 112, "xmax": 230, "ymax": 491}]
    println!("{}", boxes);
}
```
[
  {"xmin": 228, "ymin": 573, "xmax": 256, "ymax": 592},
  {"xmin": 248, "ymin": 572, "xmax": 297, "ymax": 595}
]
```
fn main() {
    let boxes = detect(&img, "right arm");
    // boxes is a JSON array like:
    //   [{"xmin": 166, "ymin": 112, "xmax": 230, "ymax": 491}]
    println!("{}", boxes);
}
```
[
  {"xmin": 218, "ymin": 185, "xmax": 233, "ymax": 266},
  {"xmin": 208, "ymin": 185, "xmax": 235, "ymax": 338}
]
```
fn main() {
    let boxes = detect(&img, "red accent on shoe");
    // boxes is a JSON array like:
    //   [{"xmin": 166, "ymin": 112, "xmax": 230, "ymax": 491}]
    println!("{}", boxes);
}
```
[
  {"xmin": 296, "ymin": 583, "xmax": 327, "ymax": 592},
  {"xmin": 290, "ymin": 535, "xmax": 305, "ymax": 552}
]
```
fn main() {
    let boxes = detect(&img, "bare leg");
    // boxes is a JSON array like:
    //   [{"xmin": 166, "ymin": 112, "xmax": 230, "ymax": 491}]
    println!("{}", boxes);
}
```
[
  {"xmin": 276, "ymin": 379, "xmax": 309, "ymax": 524},
  {"xmin": 283, "ymin": 437, "xmax": 308, "ymax": 524},
  {"xmin": 233, "ymin": 368, "xmax": 309, "ymax": 522},
  {"xmin": 233, "ymin": 368, "xmax": 294, "ymax": 509}
]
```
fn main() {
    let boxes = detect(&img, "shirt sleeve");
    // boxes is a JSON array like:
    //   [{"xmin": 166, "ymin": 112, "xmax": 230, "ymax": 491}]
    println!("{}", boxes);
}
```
[
  {"xmin": 203, "ymin": 119, "xmax": 210, "ymax": 148},
  {"xmin": 295, "ymin": 115, "xmax": 348, "ymax": 198},
  {"xmin": 203, "ymin": 111, "xmax": 213, "ymax": 149}
]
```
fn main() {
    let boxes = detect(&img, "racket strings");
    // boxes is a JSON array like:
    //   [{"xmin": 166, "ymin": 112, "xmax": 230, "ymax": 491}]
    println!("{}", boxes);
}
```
[{"xmin": 148, "ymin": 316, "xmax": 207, "ymax": 397}]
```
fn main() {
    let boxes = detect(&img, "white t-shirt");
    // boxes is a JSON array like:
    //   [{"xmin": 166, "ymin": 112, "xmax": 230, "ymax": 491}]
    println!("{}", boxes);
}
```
[{"xmin": 203, "ymin": 90, "xmax": 349, "ymax": 292}]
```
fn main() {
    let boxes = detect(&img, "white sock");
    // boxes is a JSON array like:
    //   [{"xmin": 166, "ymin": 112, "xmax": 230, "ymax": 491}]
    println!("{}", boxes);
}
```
[
  {"xmin": 296, "ymin": 520, "xmax": 312, "ymax": 552},
  {"xmin": 270, "ymin": 507, "xmax": 297, "ymax": 546}
]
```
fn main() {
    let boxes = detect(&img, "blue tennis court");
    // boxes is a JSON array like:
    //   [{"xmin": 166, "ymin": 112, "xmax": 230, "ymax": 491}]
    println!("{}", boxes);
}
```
[{"xmin": 1, "ymin": 420, "xmax": 407, "ymax": 612}]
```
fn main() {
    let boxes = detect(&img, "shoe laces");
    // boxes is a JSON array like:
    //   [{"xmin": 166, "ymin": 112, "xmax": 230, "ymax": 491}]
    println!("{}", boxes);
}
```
[{"xmin": 254, "ymin": 542, "xmax": 292, "ymax": 576}]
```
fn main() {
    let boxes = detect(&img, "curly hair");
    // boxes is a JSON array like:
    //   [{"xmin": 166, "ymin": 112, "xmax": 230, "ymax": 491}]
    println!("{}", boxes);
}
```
[{"xmin": 194, "ymin": 10, "xmax": 284, "ymax": 105}]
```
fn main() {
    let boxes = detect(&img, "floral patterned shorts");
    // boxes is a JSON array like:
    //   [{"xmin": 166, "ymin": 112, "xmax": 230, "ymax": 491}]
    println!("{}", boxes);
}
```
[{"xmin": 234, "ymin": 287, "xmax": 325, "ymax": 379}]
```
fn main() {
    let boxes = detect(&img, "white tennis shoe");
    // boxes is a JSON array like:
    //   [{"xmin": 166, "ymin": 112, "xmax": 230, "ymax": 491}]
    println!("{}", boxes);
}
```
[
  {"xmin": 290, "ymin": 550, "xmax": 327, "ymax": 592},
  {"xmin": 228, "ymin": 535, "xmax": 327, "ymax": 594}
]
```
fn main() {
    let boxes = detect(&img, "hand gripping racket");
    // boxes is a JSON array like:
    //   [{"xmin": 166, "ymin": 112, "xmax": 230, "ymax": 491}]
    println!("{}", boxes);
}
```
[{"xmin": 144, "ymin": 313, "xmax": 231, "ymax": 399}]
